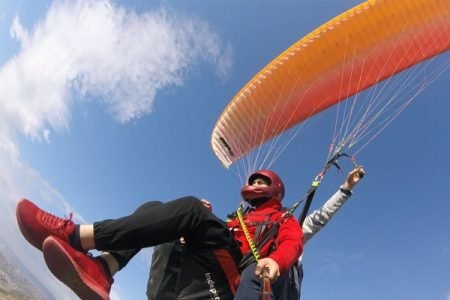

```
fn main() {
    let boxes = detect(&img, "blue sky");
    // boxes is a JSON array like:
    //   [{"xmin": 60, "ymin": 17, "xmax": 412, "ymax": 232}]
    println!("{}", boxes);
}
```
[{"xmin": 0, "ymin": 1, "xmax": 449, "ymax": 299}]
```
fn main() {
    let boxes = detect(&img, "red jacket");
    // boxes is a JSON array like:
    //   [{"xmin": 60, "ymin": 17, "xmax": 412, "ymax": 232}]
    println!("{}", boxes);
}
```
[{"xmin": 226, "ymin": 198, "xmax": 303, "ymax": 274}]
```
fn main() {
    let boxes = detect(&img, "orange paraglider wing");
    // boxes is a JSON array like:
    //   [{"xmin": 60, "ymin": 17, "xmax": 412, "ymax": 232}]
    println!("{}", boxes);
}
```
[{"xmin": 211, "ymin": 0, "xmax": 450, "ymax": 168}]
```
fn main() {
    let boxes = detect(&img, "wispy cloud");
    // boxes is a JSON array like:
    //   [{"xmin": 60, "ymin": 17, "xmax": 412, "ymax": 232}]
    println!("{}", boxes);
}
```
[
  {"xmin": 0, "ymin": 0, "xmax": 232, "ymax": 299},
  {"xmin": 0, "ymin": 0, "xmax": 232, "ymax": 157},
  {"xmin": 317, "ymin": 250, "xmax": 365, "ymax": 275}
]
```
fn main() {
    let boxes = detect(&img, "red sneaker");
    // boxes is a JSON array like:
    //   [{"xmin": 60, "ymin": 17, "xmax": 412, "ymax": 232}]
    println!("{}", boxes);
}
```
[
  {"xmin": 16, "ymin": 198, "xmax": 76, "ymax": 250},
  {"xmin": 43, "ymin": 236, "xmax": 113, "ymax": 300}
]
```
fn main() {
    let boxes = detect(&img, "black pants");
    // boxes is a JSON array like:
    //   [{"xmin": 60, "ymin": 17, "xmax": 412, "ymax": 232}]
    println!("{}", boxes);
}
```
[{"xmin": 92, "ymin": 196, "xmax": 241, "ymax": 270}]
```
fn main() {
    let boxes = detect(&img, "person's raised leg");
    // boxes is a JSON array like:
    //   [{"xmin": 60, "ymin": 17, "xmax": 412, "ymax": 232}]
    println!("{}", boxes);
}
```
[
  {"xmin": 93, "ymin": 196, "xmax": 234, "ymax": 251},
  {"xmin": 39, "ymin": 201, "xmax": 165, "ymax": 300},
  {"xmin": 103, "ymin": 200, "xmax": 165, "ymax": 271},
  {"xmin": 16, "ymin": 198, "xmax": 171, "ymax": 253},
  {"xmin": 17, "ymin": 196, "xmax": 240, "ymax": 300}
]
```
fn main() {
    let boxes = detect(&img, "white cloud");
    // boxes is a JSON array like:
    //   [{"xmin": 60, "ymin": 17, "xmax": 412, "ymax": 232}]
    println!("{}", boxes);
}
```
[
  {"xmin": 318, "ymin": 250, "xmax": 365, "ymax": 275},
  {"xmin": 0, "ymin": 0, "xmax": 232, "ymax": 298},
  {"xmin": 0, "ymin": 0, "xmax": 232, "ymax": 152}
]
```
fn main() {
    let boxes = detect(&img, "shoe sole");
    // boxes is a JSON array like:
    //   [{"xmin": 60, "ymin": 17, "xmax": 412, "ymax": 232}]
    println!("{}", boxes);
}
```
[{"xmin": 43, "ymin": 237, "xmax": 110, "ymax": 300}]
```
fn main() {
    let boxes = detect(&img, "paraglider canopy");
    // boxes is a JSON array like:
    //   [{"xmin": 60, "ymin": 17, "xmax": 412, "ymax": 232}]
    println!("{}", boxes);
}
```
[{"xmin": 211, "ymin": 0, "xmax": 450, "ymax": 169}]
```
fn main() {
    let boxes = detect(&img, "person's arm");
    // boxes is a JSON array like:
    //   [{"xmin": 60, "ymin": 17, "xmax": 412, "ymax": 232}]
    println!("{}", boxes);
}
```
[{"xmin": 302, "ymin": 166, "xmax": 365, "ymax": 244}]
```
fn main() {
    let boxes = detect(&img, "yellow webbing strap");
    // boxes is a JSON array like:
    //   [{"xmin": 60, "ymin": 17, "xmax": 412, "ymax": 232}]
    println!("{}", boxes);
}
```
[
  {"xmin": 236, "ymin": 207, "xmax": 261, "ymax": 262},
  {"xmin": 237, "ymin": 207, "xmax": 272, "ymax": 300}
]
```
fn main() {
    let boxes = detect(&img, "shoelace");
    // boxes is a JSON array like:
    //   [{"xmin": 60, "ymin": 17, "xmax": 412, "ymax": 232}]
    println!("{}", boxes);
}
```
[{"xmin": 41, "ymin": 212, "xmax": 74, "ymax": 231}]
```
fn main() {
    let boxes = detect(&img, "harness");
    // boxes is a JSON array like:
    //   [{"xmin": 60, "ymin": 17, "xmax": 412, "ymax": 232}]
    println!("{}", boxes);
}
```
[
  {"xmin": 234, "ymin": 207, "xmax": 286, "ymax": 300},
  {"xmin": 231, "ymin": 207, "xmax": 287, "ymax": 271}
]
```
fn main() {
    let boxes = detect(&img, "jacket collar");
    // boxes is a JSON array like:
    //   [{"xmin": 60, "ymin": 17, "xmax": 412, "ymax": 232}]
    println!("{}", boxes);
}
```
[{"xmin": 253, "ymin": 197, "xmax": 281, "ymax": 211}]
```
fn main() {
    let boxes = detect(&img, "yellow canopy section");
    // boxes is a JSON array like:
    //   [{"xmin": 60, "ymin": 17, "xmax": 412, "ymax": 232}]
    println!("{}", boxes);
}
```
[{"xmin": 211, "ymin": 0, "xmax": 450, "ymax": 168}]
